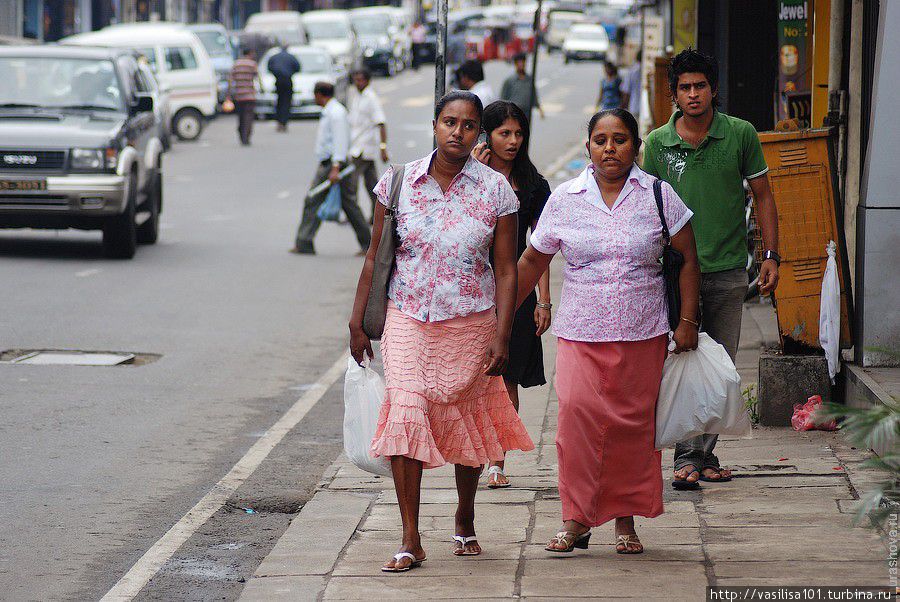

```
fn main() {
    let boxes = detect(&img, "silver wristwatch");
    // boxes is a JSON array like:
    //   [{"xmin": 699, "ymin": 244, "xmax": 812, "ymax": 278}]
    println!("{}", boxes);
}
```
[{"xmin": 763, "ymin": 250, "xmax": 781, "ymax": 266}]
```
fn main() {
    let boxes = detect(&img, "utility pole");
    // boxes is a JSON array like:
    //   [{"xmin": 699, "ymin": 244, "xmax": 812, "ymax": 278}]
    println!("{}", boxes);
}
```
[
  {"xmin": 528, "ymin": 0, "xmax": 543, "ymax": 127},
  {"xmin": 434, "ymin": 0, "xmax": 449, "ymax": 106}
]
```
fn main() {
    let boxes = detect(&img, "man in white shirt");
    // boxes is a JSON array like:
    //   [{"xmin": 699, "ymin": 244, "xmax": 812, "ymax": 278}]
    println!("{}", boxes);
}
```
[
  {"xmin": 292, "ymin": 81, "xmax": 371, "ymax": 255},
  {"xmin": 456, "ymin": 59, "xmax": 497, "ymax": 108},
  {"xmin": 619, "ymin": 50, "xmax": 642, "ymax": 120},
  {"xmin": 347, "ymin": 68, "xmax": 389, "ymax": 222}
]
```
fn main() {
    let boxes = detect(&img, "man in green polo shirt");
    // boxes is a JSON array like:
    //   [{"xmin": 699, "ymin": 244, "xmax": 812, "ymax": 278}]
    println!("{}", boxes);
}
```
[{"xmin": 643, "ymin": 48, "xmax": 780, "ymax": 490}]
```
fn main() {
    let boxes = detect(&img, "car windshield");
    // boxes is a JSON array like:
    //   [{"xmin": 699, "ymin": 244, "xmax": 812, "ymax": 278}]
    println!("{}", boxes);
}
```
[
  {"xmin": 350, "ymin": 15, "xmax": 391, "ymax": 36},
  {"xmin": 248, "ymin": 25, "xmax": 304, "ymax": 46},
  {"xmin": 0, "ymin": 57, "xmax": 124, "ymax": 111},
  {"xmin": 570, "ymin": 28, "xmax": 606, "ymax": 41},
  {"xmin": 305, "ymin": 21, "xmax": 350, "ymax": 40},
  {"xmin": 294, "ymin": 50, "xmax": 329, "ymax": 73},
  {"xmin": 193, "ymin": 30, "xmax": 231, "ymax": 57}
]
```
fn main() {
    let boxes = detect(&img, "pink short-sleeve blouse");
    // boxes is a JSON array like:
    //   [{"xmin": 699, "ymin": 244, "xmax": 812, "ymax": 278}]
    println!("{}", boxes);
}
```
[
  {"xmin": 373, "ymin": 151, "xmax": 519, "ymax": 323},
  {"xmin": 530, "ymin": 163, "xmax": 693, "ymax": 342}
]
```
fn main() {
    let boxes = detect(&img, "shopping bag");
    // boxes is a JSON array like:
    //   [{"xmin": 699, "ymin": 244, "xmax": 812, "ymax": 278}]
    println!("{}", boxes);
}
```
[
  {"xmin": 819, "ymin": 241, "xmax": 841, "ymax": 383},
  {"xmin": 316, "ymin": 184, "xmax": 342, "ymax": 222},
  {"xmin": 655, "ymin": 333, "xmax": 752, "ymax": 449},
  {"xmin": 343, "ymin": 356, "xmax": 392, "ymax": 477},
  {"xmin": 791, "ymin": 395, "xmax": 838, "ymax": 431}
]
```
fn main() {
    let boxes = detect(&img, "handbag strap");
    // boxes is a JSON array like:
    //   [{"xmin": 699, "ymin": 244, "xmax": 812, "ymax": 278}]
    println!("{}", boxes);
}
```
[
  {"xmin": 652, "ymin": 179, "xmax": 670, "ymax": 244},
  {"xmin": 387, "ymin": 164, "xmax": 405, "ymax": 215}
]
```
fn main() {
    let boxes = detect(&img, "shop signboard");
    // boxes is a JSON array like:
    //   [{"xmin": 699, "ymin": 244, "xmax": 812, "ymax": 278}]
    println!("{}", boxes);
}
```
[{"xmin": 777, "ymin": 0, "xmax": 813, "ymax": 127}]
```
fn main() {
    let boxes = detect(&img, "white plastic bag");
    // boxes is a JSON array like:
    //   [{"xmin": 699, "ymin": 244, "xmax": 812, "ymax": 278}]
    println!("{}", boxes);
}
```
[
  {"xmin": 655, "ymin": 333, "xmax": 752, "ymax": 449},
  {"xmin": 343, "ymin": 357, "xmax": 392, "ymax": 477},
  {"xmin": 819, "ymin": 240, "xmax": 841, "ymax": 383}
]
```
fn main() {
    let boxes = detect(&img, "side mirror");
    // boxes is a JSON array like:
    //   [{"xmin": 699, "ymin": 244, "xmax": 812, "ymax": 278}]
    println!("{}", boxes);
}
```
[{"xmin": 133, "ymin": 93, "xmax": 154, "ymax": 114}]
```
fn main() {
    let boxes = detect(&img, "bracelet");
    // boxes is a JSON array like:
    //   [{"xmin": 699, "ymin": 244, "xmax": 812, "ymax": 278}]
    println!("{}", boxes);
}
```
[
  {"xmin": 536, "ymin": 302, "xmax": 552, "ymax": 310},
  {"xmin": 680, "ymin": 316, "xmax": 700, "ymax": 327}
]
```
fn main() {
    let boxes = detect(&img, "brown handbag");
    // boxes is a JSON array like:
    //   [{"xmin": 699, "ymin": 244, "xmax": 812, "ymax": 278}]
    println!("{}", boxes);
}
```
[{"xmin": 362, "ymin": 164, "xmax": 405, "ymax": 340}]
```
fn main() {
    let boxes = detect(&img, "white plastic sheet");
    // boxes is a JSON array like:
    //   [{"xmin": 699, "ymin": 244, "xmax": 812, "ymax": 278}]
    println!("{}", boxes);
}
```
[
  {"xmin": 343, "ymin": 357, "xmax": 392, "ymax": 477},
  {"xmin": 819, "ymin": 240, "xmax": 841, "ymax": 383},
  {"xmin": 655, "ymin": 333, "xmax": 752, "ymax": 449}
]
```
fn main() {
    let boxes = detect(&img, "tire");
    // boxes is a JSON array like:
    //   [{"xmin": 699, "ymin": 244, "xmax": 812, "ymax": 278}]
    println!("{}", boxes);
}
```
[
  {"xmin": 172, "ymin": 107, "xmax": 204, "ymax": 141},
  {"xmin": 103, "ymin": 172, "xmax": 137, "ymax": 259},
  {"xmin": 564, "ymin": 54, "xmax": 571, "ymax": 64},
  {"xmin": 136, "ymin": 170, "xmax": 161, "ymax": 245}
]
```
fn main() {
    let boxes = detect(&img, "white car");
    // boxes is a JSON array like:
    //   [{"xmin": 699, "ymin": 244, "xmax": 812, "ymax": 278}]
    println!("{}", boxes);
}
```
[
  {"xmin": 562, "ymin": 23, "xmax": 610, "ymax": 63},
  {"xmin": 254, "ymin": 45, "xmax": 348, "ymax": 119},
  {"xmin": 62, "ymin": 23, "xmax": 217, "ymax": 141},
  {"xmin": 301, "ymin": 10, "xmax": 359, "ymax": 72},
  {"xmin": 244, "ymin": 11, "xmax": 307, "ymax": 47},
  {"xmin": 545, "ymin": 10, "xmax": 586, "ymax": 51}
]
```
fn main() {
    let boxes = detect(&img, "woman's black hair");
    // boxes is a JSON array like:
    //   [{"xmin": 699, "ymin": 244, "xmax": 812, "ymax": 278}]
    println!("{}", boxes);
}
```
[
  {"xmin": 434, "ymin": 90, "xmax": 483, "ymax": 123},
  {"xmin": 482, "ymin": 100, "xmax": 539, "ymax": 192},
  {"xmin": 667, "ymin": 47, "xmax": 719, "ymax": 108},
  {"xmin": 587, "ymin": 108, "xmax": 642, "ymax": 151}
]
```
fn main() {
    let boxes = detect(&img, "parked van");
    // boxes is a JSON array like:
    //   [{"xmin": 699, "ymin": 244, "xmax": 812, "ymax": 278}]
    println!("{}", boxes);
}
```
[
  {"xmin": 545, "ymin": 10, "xmax": 586, "ymax": 51},
  {"xmin": 301, "ymin": 10, "xmax": 358, "ymax": 71},
  {"xmin": 244, "ymin": 11, "xmax": 307, "ymax": 47},
  {"xmin": 188, "ymin": 23, "xmax": 235, "ymax": 105},
  {"xmin": 62, "ymin": 23, "xmax": 217, "ymax": 141}
]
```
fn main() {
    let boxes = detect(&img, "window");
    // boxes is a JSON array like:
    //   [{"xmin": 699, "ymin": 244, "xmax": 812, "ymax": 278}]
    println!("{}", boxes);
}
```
[{"xmin": 163, "ymin": 46, "xmax": 198, "ymax": 71}]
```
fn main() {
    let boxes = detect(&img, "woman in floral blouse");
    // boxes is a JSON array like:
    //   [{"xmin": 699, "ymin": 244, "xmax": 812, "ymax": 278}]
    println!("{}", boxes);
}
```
[
  {"xmin": 348, "ymin": 91, "xmax": 534, "ymax": 573},
  {"xmin": 516, "ymin": 108, "xmax": 701, "ymax": 555}
]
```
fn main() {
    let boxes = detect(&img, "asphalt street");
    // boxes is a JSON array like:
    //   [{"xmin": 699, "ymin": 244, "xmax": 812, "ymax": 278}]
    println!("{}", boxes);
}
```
[{"xmin": 0, "ymin": 51, "xmax": 601, "ymax": 601}]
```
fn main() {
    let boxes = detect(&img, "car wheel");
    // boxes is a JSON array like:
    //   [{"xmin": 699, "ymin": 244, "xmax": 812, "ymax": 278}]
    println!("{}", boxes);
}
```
[
  {"xmin": 564, "ymin": 54, "xmax": 571, "ymax": 64},
  {"xmin": 103, "ymin": 171, "xmax": 137, "ymax": 259},
  {"xmin": 136, "ymin": 170, "xmax": 161, "ymax": 245},
  {"xmin": 173, "ymin": 107, "xmax": 204, "ymax": 141}
]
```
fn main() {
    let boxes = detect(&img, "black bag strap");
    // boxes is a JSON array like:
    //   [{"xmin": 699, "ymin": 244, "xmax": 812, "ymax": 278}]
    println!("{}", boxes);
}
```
[
  {"xmin": 652, "ymin": 179, "xmax": 670, "ymax": 243},
  {"xmin": 387, "ymin": 164, "xmax": 405, "ymax": 215}
]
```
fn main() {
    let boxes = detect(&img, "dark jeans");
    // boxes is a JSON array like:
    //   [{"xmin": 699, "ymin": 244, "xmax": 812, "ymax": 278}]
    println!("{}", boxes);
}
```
[
  {"xmin": 673, "ymin": 268, "xmax": 748, "ymax": 473},
  {"xmin": 346, "ymin": 157, "xmax": 380, "ymax": 220},
  {"xmin": 235, "ymin": 100, "xmax": 255, "ymax": 145},
  {"xmin": 295, "ymin": 161, "xmax": 371, "ymax": 252},
  {"xmin": 411, "ymin": 42, "xmax": 424, "ymax": 70},
  {"xmin": 275, "ymin": 85, "xmax": 292, "ymax": 126}
]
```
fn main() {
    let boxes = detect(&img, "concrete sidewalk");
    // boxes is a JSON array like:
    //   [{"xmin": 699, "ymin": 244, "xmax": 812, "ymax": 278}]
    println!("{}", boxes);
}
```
[{"xmin": 239, "ymin": 303, "xmax": 890, "ymax": 600}]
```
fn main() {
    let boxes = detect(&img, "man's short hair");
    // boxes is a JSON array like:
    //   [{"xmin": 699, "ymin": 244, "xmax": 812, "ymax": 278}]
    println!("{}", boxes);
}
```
[
  {"xmin": 456, "ymin": 59, "xmax": 484, "ymax": 83},
  {"xmin": 350, "ymin": 68, "xmax": 372, "ymax": 81},
  {"xmin": 668, "ymin": 48, "xmax": 719, "ymax": 105},
  {"xmin": 314, "ymin": 81, "xmax": 335, "ymax": 97}
]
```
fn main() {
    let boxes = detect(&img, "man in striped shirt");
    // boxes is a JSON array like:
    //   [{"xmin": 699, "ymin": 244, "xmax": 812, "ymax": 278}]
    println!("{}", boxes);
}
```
[{"xmin": 228, "ymin": 48, "xmax": 259, "ymax": 146}]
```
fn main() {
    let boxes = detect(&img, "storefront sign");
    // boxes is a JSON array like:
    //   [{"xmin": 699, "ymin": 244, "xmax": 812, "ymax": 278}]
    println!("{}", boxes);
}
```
[{"xmin": 777, "ymin": 0, "xmax": 812, "ymax": 127}]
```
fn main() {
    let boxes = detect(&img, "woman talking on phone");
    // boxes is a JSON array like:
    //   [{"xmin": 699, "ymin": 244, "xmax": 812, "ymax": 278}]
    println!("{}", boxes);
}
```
[{"xmin": 472, "ymin": 101, "xmax": 552, "ymax": 489}]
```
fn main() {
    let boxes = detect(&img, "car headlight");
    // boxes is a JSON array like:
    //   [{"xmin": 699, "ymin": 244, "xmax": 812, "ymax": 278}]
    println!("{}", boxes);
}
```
[
  {"xmin": 71, "ymin": 148, "xmax": 117, "ymax": 170},
  {"xmin": 364, "ymin": 47, "xmax": 375, "ymax": 57}
]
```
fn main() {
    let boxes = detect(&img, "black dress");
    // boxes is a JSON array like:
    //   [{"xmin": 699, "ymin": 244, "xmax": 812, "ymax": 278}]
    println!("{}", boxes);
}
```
[{"xmin": 504, "ymin": 175, "xmax": 552, "ymax": 387}]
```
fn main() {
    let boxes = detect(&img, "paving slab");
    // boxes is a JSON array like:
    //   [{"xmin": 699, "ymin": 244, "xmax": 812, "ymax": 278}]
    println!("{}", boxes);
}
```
[
  {"xmin": 521, "ymin": 560, "xmax": 707, "ymax": 598},
  {"xmin": 332, "ymin": 558, "xmax": 519, "ymax": 577},
  {"xmin": 373, "ymin": 488, "xmax": 536, "ymax": 504},
  {"xmin": 323, "ymin": 575, "xmax": 515, "ymax": 599},
  {"xmin": 713, "ymin": 560, "xmax": 891, "ymax": 585},
  {"xmin": 238, "ymin": 576, "xmax": 325, "ymax": 601},
  {"xmin": 523, "ymin": 543, "xmax": 705, "ymax": 562}
]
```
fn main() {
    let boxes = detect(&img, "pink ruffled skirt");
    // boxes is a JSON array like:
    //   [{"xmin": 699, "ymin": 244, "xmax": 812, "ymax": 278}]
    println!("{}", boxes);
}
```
[{"xmin": 370, "ymin": 302, "xmax": 535, "ymax": 469}]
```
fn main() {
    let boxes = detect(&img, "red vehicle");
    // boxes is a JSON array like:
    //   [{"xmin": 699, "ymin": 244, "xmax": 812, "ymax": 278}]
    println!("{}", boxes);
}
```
[{"xmin": 464, "ymin": 19, "xmax": 526, "ymax": 62}]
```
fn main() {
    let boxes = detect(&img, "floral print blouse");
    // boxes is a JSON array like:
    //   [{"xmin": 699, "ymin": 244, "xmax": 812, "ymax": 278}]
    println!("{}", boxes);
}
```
[
  {"xmin": 374, "ymin": 151, "xmax": 519, "ymax": 322},
  {"xmin": 530, "ymin": 163, "xmax": 693, "ymax": 342}
]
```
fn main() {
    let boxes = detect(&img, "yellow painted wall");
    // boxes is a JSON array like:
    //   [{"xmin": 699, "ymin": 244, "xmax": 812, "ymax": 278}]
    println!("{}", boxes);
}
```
[{"xmin": 812, "ymin": 0, "xmax": 832, "ymax": 127}]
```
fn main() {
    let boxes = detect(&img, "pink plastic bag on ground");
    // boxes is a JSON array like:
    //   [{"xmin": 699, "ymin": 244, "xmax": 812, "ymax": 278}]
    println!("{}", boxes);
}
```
[{"xmin": 791, "ymin": 395, "xmax": 838, "ymax": 431}]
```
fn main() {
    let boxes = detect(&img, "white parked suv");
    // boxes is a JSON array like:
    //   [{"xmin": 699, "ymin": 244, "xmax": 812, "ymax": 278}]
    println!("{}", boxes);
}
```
[
  {"xmin": 63, "ymin": 23, "xmax": 218, "ymax": 142},
  {"xmin": 301, "ymin": 10, "xmax": 359, "ymax": 72},
  {"xmin": 562, "ymin": 23, "xmax": 610, "ymax": 63}
]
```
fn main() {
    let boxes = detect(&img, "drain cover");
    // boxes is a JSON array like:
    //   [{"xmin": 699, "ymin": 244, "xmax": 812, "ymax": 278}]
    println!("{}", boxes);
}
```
[{"xmin": 9, "ymin": 351, "xmax": 135, "ymax": 366}]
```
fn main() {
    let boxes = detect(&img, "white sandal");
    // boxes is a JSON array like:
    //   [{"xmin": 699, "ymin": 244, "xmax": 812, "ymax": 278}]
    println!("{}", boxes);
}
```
[
  {"xmin": 381, "ymin": 551, "xmax": 426, "ymax": 572},
  {"xmin": 452, "ymin": 535, "xmax": 481, "ymax": 556},
  {"xmin": 486, "ymin": 465, "xmax": 510, "ymax": 489}
]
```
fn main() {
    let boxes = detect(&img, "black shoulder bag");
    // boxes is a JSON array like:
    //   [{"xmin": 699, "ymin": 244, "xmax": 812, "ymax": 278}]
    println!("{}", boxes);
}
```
[{"xmin": 653, "ymin": 179, "xmax": 684, "ymax": 331}]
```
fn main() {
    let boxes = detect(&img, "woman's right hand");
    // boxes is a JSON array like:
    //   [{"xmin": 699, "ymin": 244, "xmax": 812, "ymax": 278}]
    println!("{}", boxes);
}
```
[
  {"xmin": 472, "ymin": 141, "xmax": 491, "ymax": 165},
  {"xmin": 349, "ymin": 324, "xmax": 374, "ymax": 365}
]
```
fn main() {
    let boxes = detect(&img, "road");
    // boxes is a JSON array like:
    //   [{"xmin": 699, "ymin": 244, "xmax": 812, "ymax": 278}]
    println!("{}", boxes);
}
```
[{"xmin": 0, "ymin": 51, "xmax": 601, "ymax": 601}]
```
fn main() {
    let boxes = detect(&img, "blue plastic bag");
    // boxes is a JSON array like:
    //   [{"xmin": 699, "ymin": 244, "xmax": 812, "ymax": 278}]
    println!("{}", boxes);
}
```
[{"xmin": 316, "ymin": 184, "xmax": 342, "ymax": 222}]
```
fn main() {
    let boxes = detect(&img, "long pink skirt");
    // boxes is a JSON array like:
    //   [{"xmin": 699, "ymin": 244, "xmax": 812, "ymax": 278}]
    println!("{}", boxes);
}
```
[
  {"xmin": 370, "ymin": 302, "xmax": 535, "ymax": 469},
  {"xmin": 555, "ymin": 335, "xmax": 667, "ymax": 527}
]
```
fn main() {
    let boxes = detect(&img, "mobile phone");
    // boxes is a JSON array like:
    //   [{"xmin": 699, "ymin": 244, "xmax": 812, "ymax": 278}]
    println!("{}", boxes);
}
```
[{"xmin": 477, "ymin": 131, "xmax": 488, "ymax": 147}]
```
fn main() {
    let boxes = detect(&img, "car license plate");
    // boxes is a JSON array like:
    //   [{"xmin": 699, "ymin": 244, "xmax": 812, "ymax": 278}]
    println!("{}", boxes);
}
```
[{"xmin": 0, "ymin": 179, "xmax": 47, "ymax": 191}]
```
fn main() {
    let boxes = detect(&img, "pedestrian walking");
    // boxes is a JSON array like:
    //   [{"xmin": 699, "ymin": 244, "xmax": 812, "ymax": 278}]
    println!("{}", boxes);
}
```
[
  {"xmin": 500, "ymin": 53, "xmax": 544, "ymax": 119},
  {"xmin": 347, "ymin": 69, "xmax": 389, "ymax": 222},
  {"xmin": 471, "ymin": 100, "xmax": 551, "ymax": 489},
  {"xmin": 348, "ymin": 91, "xmax": 534, "ymax": 573},
  {"xmin": 642, "ymin": 48, "xmax": 780, "ymax": 489},
  {"xmin": 267, "ymin": 45, "xmax": 300, "ymax": 132},
  {"xmin": 596, "ymin": 61, "xmax": 622, "ymax": 111},
  {"xmin": 516, "ymin": 108, "xmax": 701, "ymax": 554},
  {"xmin": 292, "ymin": 82, "xmax": 371, "ymax": 256},
  {"xmin": 619, "ymin": 50, "xmax": 642, "ymax": 119},
  {"xmin": 410, "ymin": 20, "xmax": 427, "ymax": 70},
  {"xmin": 227, "ymin": 48, "xmax": 259, "ymax": 146},
  {"xmin": 456, "ymin": 60, "xmax": 498, "ymax": 108}
]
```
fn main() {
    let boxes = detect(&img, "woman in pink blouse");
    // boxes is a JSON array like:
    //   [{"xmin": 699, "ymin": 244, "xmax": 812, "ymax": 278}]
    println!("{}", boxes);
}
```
[
  {"xmin": 348, "ymin": 91, "xmax": 534, "ymax": 573},
  {"xmin": 517, "ymin": 108, "xmax": 701, "ymax": 554}
]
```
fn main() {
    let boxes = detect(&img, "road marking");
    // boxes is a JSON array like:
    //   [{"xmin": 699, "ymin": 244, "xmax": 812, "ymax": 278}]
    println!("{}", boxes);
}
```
[
  {"xmin": 401, "ymin": 95, "xmax": 431, "ymax": 108},
  {"xmin": 100, "ymin": 352, "xmax": 349, "ymax": 602},
  {"xmin": 75, "ymin": 268, "xmax": 102, "ymax": 278},
  {"xmin": 276, "ymin": 190, "xmax": 291, "ymax": 200},
  {"xmin": 544, "ymin": 143, "xmax": 586, "ymax": 180}
]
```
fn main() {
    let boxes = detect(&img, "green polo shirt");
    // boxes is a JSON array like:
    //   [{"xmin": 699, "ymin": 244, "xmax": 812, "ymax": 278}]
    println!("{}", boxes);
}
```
[{"xmin": 642, "ymin": 110, "xmax": 768, "ymax": 273}]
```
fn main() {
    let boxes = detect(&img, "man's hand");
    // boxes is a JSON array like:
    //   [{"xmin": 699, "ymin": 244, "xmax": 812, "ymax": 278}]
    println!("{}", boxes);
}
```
[
  {"xmin": 328, "ymin": 165, "xmax": 341, "ymax": 183},
  {"xmin": 758, "ymin": 259, "xmax": 779, "ymax": 295},
  {"xmin": 380, "ymin": 148, "xmax": 390, "ymax": 163}
]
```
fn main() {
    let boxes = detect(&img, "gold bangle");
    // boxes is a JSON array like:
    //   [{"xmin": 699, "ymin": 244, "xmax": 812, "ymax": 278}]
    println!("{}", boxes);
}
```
[{"xmin": 680, "ymin": 316, "xmax": 700, "ymax": 327}]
